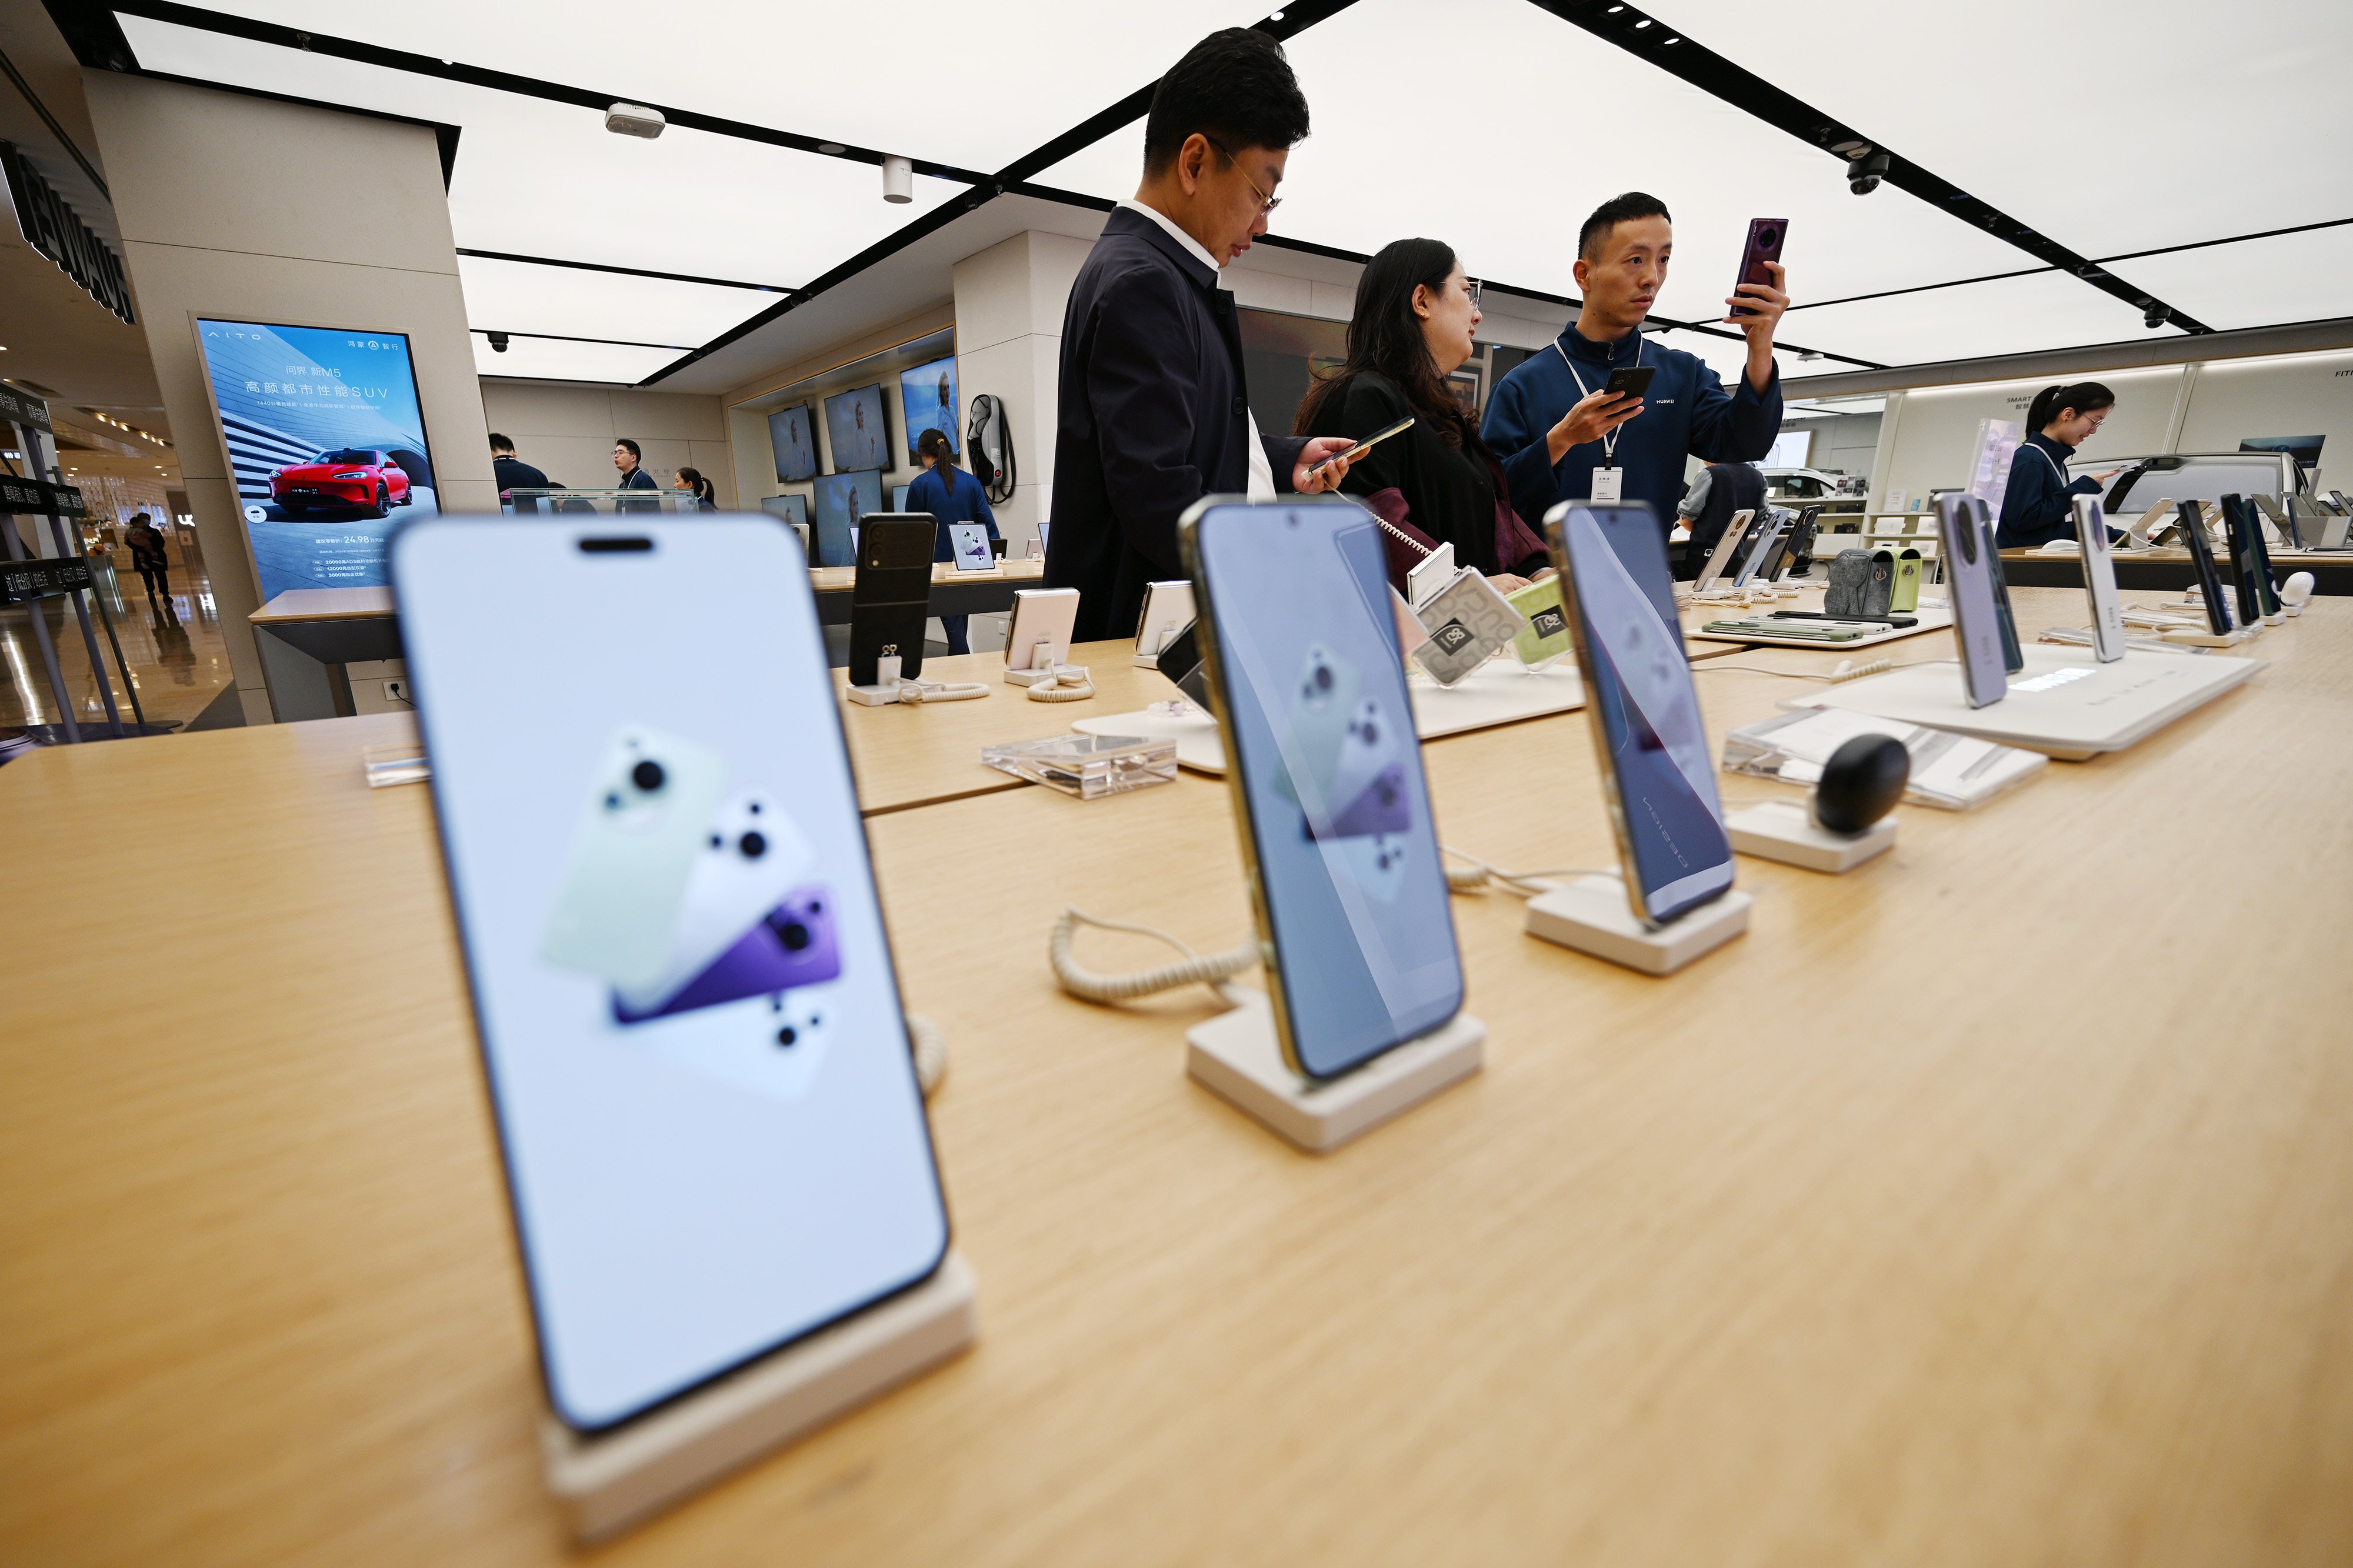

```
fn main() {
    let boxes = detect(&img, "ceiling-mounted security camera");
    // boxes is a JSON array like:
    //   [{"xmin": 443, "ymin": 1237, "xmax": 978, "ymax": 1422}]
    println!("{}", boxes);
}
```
[
  {"xmin": 1846, "ymin": 149, "xmax": 1891, "ymax": 196},
  {"xmin": 2143, "ymin": 303, "xmax": 2171, "ymax": 330},
  {"xmin": 488, "ymin": 331, "xmax": 511, "ymax": 353},
  {"xmin": 604, "ymin": 102, "xmax": 665, "ymax": 139}
]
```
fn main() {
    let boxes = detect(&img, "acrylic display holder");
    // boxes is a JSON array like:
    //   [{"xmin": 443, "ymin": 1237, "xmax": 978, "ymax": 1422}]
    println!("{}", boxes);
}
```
[
  {"xmin": 1185, "ymin": 989, "xmax": 1484, "ymax": 1152},
  {"xmin": 540, "ymin": 1252, "xmax": 979, "ymax": 1543}
]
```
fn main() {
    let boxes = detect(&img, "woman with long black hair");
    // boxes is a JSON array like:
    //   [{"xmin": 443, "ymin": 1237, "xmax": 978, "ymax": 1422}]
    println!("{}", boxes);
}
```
[
  {"xmin": 672, "ymin": 466, "xmax": 718, "ymax": 510},
  {"xmin": 1296, "ymin": 238, "xmax": 1549, "ymax": 592},
  {"xmin": 1997, "ymin": 381, "xmax": 2124, "ymax": 548}
]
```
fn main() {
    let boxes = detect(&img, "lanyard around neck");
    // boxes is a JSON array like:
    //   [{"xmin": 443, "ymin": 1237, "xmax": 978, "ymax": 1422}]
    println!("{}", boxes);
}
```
[
  {"xmin": 2024, "ymin": 440, "xmax": 2070, "ymax": 483},
  {"xmin": 1554, "ymin": 335, "xmax": 1642, "ymax": 464}
]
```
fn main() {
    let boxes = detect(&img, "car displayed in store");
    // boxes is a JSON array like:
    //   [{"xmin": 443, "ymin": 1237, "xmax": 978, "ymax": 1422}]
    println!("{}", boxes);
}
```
[
  {"xmin": 270, "ymin": 448, "xmax": 412, "ymax": 516},
  {"xmin": 1759, "ymin": 466, "xmax": 1866, "ymax": 515}
]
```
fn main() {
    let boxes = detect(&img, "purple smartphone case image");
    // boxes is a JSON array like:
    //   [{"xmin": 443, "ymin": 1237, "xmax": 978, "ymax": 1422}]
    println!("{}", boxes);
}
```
[
  {"xmin": 612, "ymin": 885, "xmax": 842, "ymax": 1025},
  {"xmin": 1311, "ymin": 763, "xmax": 1411, "ymax": 840}
]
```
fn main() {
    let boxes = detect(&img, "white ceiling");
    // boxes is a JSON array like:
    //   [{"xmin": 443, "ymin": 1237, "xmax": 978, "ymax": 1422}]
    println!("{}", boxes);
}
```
[
  {"xmin": 108, "ymin": 0, "xmax": 2353, "ymax": 385},
  {"xmin": 470, "ymin": 336, "xmax": 681, "ymax": 383}
]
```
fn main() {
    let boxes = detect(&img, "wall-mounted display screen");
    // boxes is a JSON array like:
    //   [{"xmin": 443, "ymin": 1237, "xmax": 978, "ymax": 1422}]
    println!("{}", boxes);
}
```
[
  {"xmin": 812, "ymin": 470, "xmax": 883, "ymax": 567},
  {"xmin": 2239, "ymin": 435, "xmax": 2324, "ymax": 471},
  {"xmin": 898, "ymin": 356, "xmax": 958, "ymax": 459},
  {"xmin": 760, "ymin": 492, "xmax": 809, "ymax": 529},
  {"xmin": 766, "ymin": 404, "xmax": 816, "ymax": 482},
  {"xmin": 194, "ymin": 318, "xmax": 438, "ymax": 600},
  {"xmin": 824, "ymin": 384, "xmax": 891, "ymax": 474}
]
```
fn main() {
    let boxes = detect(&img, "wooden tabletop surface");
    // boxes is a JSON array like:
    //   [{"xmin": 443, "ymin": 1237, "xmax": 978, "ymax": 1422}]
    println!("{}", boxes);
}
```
[
  {"xmin": 809, "ymin": 558, "xmax": 1048, "ymax": 593},
  {"xmin": 4, "ymin": 589, "xmax": 2348, "ymax": 1565}
]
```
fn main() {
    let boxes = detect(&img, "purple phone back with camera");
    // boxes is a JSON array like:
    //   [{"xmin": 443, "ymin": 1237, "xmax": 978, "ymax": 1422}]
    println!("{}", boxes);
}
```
[{"xmin": 612, "ymin": 885, "xmax": 841, "ymax": 1024}]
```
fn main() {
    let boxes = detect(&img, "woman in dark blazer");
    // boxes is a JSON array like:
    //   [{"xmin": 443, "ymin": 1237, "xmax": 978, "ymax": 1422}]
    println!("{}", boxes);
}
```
[
  {"xmin": 1997, "ymin": 381, "xmax": 2123, "ymax": 548},
  {"xmin": 1296, "ymin": 238, "xmax": 1548, "ymax": 592}
]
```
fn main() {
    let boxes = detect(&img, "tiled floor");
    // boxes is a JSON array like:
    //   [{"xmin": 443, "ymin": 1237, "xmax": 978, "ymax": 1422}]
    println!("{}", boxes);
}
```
[{"xmin": 1, "ymin": 561, "xmax": 235, "ymax": 735}]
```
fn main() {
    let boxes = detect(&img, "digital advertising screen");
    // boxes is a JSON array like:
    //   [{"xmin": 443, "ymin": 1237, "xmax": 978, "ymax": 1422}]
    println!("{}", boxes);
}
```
[
  {"xmin": 823, "ymin": 385, "xmax": 891, "ymax": 474},
  {"xmin": 767, "ymin": 404, "xmax": 816, "ymax": 482},
  {"xmin": 897, "ymin": 356, "xmax": 959, "ymax": 459},
  {"xmin": 812, "ymin": 470, "xmax": 882, "ymax": 567},
  {"xmin": 759, "ymin": 492, "xmax": 809, "ymax": 529},
  {"xmin": 194, "ymin": 318, "xmax": 438, "ymax": 599}
]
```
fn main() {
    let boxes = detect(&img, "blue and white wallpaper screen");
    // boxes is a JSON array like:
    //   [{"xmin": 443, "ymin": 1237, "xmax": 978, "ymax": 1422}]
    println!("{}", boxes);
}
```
[{"xmin": 196, "ymin": 319, "xmax": 440, "ymax": 599}]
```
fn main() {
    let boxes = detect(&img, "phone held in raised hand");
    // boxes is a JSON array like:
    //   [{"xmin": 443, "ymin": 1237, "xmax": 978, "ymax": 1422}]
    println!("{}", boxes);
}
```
[
  {"xmin": 1937, "ymin": 493, "xmax": 2011, "ymax": 708},
  {"xmin": 1312, "ymin": 415, "xmax": 1417, "ymax": 479},
  {"xmin": 1544, "ymin": 499, "xmax": 1736, "ymax": 929},
  {"xmin": 1731, "ymin": 218, "xmax": 1787, "ymax": 317},
  {"xmin": 1179, "ymin": 496, "xmax": 1466, "ymax": 1081},
  {"xmin": 388, "ymin": 511, "xmax": 949, "ymax": 1435}
]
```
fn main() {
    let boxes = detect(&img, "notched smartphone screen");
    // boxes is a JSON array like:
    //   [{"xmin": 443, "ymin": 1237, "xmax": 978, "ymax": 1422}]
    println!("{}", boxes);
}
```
[
  {"xmin": 1191, "ymin": 505, "xmax": 1464, "ymax": 1079},
  {"xmin": 1552, "ymin": 503, "xmax": 1734, "ymax": 925},
  {"xmin": 391, "ymin": 514, "xmax": 948, "ymax": 1434}
]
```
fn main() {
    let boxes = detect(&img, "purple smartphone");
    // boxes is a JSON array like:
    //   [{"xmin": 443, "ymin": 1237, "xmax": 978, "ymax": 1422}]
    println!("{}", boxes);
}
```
[
  {"xmin": 612, "ymin": 885, "xmax": 842, "ymax": 1024},
  {"xmin": 1731, "ymin": 218, "xmax": 1786, "ymax": 317}
]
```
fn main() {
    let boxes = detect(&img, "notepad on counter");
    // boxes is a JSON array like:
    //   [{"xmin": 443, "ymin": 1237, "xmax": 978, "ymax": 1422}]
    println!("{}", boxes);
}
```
[{"xmin": 1721, "ymin": 706, "xmax": 2046, "ymax": 810}]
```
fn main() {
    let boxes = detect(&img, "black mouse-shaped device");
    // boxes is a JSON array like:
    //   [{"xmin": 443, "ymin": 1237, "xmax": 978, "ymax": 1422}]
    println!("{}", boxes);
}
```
[{"xmin": 1812, "ymin": 734, "xmax": 1909, "ymax": 835}]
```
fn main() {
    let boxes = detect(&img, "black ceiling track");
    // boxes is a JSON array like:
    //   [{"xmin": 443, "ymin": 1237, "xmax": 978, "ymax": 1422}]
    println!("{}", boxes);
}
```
[
  {"xmin": 455, "ymin": 248, "xmax": 789, "ymax": 294},
  {"xmin": 1530, "ymin": 0, "xmax": 2214, "ymax": 335}
]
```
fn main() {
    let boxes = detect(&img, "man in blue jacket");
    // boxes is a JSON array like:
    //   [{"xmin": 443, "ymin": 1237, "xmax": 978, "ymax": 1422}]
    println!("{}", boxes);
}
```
[
  {"xmin": 1048, "ymin": 28, "xmax": 1357, "ymax": 642},
  {"xmin": 1482, "ymin": 192, "xmax": 1789, "ymax": 552}
]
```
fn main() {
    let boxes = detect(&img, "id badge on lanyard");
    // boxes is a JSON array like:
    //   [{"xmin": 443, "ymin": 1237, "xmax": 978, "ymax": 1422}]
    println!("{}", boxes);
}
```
[{"xmin": 1589, "ymin": 467, "xmax": 1624, "ymax": 503}]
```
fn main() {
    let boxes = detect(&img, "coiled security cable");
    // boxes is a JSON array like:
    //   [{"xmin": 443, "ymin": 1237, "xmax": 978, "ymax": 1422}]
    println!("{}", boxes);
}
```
[
  {"xmin": 1024, "ymin": 664, "xmax": 1096, "ymax": 702},
  {"xmin": 1049, "ymin": 907, "xmax": 1257, "ymax": 1008},
  {"xmin": 896, "ymin": 678, "xmax": 991, "ymax": 703},
  {"xmin": 906, "ymin": 1012, "xmax": 947, "ymax": 1095}
]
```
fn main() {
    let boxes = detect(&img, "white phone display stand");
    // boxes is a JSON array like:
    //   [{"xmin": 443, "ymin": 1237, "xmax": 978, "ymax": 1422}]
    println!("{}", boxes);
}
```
[
  {"xmin": 541, "ymin": 1252, "xmax": 979, "ymax": 1543},
  {"xmin": 848, "ymin": 653, "xmax": 905, "ymax": 706},
  {"xmin": 1524, "ymin": 874, "xmax": 1752, "ymax": 975},
  {"xmin": 1725, "ymin": 798, "xmax": 1897, "ymax": 873},
  {"xmin": 1185, "ymin": 989, "xmax": 1484, "ymax": 1152}
]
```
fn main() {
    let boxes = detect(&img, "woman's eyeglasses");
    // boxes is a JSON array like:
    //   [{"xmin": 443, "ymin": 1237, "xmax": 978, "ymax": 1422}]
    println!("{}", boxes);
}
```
[
  {"xmin": 1464, "ymin": 278, "xmax": 1483, "ymax": 311},
  {"xmin": 1205, "ymin": 137, "xmax": 1282, "ymax": 214}
]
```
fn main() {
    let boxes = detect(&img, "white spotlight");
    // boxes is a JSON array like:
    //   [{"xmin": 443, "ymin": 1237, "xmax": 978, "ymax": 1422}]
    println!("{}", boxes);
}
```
[
  {"xmin": 604, "ymin": 103, "xmax": 665, "ymax": 139},
  {"xmin": 883, "ymin": 154, "xmax": 913, "ymax": 204}
]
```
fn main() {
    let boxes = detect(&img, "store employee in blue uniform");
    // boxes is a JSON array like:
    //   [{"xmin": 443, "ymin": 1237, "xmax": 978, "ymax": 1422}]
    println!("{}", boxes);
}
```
[
  {"xmin": 1995, "ymin": 381, "xmax": 2122, "ymax": 548},
  {"xmin": 1482, "ymin": 192, "xmax": 1789, "ymax": 549}
]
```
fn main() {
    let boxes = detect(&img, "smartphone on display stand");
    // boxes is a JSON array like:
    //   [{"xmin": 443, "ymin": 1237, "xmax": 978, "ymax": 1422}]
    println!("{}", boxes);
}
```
[
  {"xmin": 1544, "ymin": 500, "xmax": 1737, "ymax": 929},
  {"xmin": 2221, "ymin": 497, "xmax": 2264, "ymax": 627},
  {"xmin": 1980, "ymin": 501, "xmax": 2025, "ymax": 672},
  {"xmin": 848, "ymin": 515, "xmax": 938, "ymax": 686},
  {"xmin": 1689, "ymin": 508, "xmax": 1755, "ymax": 593},
  {"xmin": 1731, "ymin": 511, "xmax": 1791, "ymax": 588},
  {"xmin": 1004, "ymin": 586, "xmax": 1080, "ymax": 674},
  {"xmin": 1730, "ymin": 218, "xmax": 1787, "ymax": 317},
  {"xmin": 1132, "ymin": 579, "xmax": 1197, "ymax": 663},
  {"xmin": 2177, "ymin": 499, "xmax": 2235, "ymax": 634},
  {"xmin": 388, "ymin": 512, "xmax": 949, "ymax": 1435},
  {"xmin": 2071, "ymin": 495, "xmax": 2126, "ymax": 662},
  {"xmin": 948, "ymin": 521, "xmax": 993, "ymax": 572},
  {"xmin": 1179, "ymin": 496, "xmax": 1467, "ymax": 1081},
  {"xmin": 1936, "ymin": 493, "xmax": 2011, "ymax": 708}
]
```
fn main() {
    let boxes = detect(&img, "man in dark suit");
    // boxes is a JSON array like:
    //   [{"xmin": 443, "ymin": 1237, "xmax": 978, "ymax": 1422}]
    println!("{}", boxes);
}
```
[
  {"xmin": 489, "ymin": 433, "xmax": 550, "ymax": 500},
  {"xmin": 1046, "ymin": 27, "xmax": 1357, "ymax": 642}
]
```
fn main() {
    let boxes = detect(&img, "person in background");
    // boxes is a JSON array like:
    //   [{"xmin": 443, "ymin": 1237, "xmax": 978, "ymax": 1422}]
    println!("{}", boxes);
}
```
[
  {"xmin": 673, "ymin": 467, "xmax": 717, "ymax": 509},
  {"xmin": 489, "ymin": 433, "xmax": 549, "ymax": 501},
  {"xmin": 1046, "ymin": 26, "xmax": 1357, "ymax": 642},
  {"xmin": 908, "ymin": 426, "xmax": 999, "ymax": 655},
  {"xmin": 1997, "ymin": 382, "xmax": 2122, "ymax": 548},
  {"xmin": 1295, "ymin": 238, "xmax": 1548, "ymax": 594},
  {"xmin": 1483, "ymin": 192, "xmax": 1788, "ymax": 552},
  {"xmin": 612, "ymin": 438, "xmax": 658, "ymax": 512},
  {"xmin": 1675, "ymin": 461, "xmax": 1767, "ymax": 580},
  {"xmin": 124, "ymin": 512, "xmax": 175, "ymax": 620}
]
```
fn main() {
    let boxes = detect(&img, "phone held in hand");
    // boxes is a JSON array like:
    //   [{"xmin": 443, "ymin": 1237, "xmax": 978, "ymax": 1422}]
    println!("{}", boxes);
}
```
[
  {"xmin": 388, "ymin": 511, "xmax": 948, "ymax": 1435},
  {"xmin": 1731, "ymin": 218, "xmax": 1786, "ymax": 318},
  {"xmin": 1937, "ymin": 493, "xmax": 2011, "ymax": 709},
  {"xmin": 1544, "ymin": 500, "xmax": 1736, "ymax": 929},
  {"xmin": 1179, "ymin": 496, "xmax": 1467, "ymax": 1082},
  {"xmin": 1602, "ymin": 364, "xmax": 1657, "ymax": 401}
]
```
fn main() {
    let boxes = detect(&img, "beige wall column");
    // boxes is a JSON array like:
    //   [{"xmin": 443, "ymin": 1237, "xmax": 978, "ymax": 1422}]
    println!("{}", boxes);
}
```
[
  {"xmin": 951, "ymin": 231, "xmax": 1093, "ymax": 552},
  {"xmin": 80, "ymin": 72, "xmax": 492, "ymax": 724}
]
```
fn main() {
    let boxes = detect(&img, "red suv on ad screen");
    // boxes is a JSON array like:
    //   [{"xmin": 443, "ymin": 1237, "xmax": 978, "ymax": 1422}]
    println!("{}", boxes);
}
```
[{"xmin": 271, "ymin": 448, "xmax": 411, "ymax": 516}]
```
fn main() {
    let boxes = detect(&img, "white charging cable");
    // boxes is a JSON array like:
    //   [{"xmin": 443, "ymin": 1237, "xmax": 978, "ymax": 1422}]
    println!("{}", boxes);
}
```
[
  {"xmin": 1439, "ymin": 846, "xmax": 1609, "ymax": 898},
  {"xmin": 1024, "ymin": 663, "xmax": 1095, "ymax": 702},
  {"xmin": 897, "ymin": 679, "xmax": 992, "ymax": 703},
  {"xmin": 1048, "ymin": 907, "xmax": 1257, "ymax": 1007},
  {"xmin": 905, "ymin": 1012, "xmax": 947, "ymax": 1095},
  {"xmin": 1692, "ymin": 657, "xmax": 1921, "ymax": 683}
]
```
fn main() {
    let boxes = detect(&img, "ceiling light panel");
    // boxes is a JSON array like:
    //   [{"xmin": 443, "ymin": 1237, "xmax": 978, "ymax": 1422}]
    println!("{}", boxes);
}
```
[
  {"xmin": 2102, "ymin": 225, "xmax": 2353, "ymax": 333},
  {"xmin": 119, "ymin": 15, "xmax": 961, "ymax": 286},
  {"xmin": 1638, "ymin": 0, "xmax": 2353, "ymax": 259},
  {"xmin": 120, "ymin": 0, "xmax": 1278, "ymax": 171},
  {"xmin": 457, "ymin": 256, "xmax": 773, "ymax": 346},
  {"xmin": 472, "ymin": 335, "xmax": 681, "ymax": 383},
  {"xmin": 1778, "ymin": 271, "xmax": 2185, "ymax": 368},
  {"xmin": 1035, "ymin": 0, "xmax": 2032, "ymax": 339}
]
